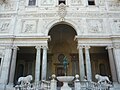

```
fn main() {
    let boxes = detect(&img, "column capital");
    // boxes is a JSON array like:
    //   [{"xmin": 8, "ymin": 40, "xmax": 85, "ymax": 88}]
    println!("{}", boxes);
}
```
[
  {"xmin": 84, "ymin": 45, "xmax": 90, "ymax": 49},
  {"xmin": 77, "ymin": 45, "xmax": 84, "ymax": 49},
  {"xmin": 41, "ymin": 45, "xmax": 48, "ymax": 49},
  {"xmin": 106, "ymin": 45, "xmax": 113, "ymax": 50},
  {"xmin": 12, "ymin": 46, "xmax": 19, "ymax": 50},
  {"xmin": 113, "ymin": 44, "xmax": 120, "ymax": 49},
  {"xmin": 35, "ymin": 46, "xmax": 42, "ymax": 49}
]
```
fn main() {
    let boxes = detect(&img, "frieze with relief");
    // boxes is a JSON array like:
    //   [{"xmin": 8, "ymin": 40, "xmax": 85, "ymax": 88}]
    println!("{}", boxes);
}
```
[
  {"xmin": 99, "ymin": 0, "xmax": 105, "ymax": 6},
  {"xmin": 4, "ymin": 2, "xmax": 16, "ymax": 11},
  {"xmin": 87, "ymin": 19, "xmax": 103, "ymax": 33},
  {"xmin": 21, "ymin": 20, "xmax": 38, "ymax": 33},
  {"xmin": 0, "ymin": 20, "xmax": 10, "ymax": 33},
  {"xmin": 71, "ymin": 0, "xmax": 82, "ymax": 5},
  {"xmin": 113, "ymin": 20, "xmax": 120, "ymax": 33},
  {"xmin": 41, "ymin": 0, "xmax": 54, "ymax": 5}
]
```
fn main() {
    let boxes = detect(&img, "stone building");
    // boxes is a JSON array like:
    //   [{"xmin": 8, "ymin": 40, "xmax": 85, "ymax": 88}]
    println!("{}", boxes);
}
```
[{"xmin": 0, "ymin": 0, "xmax": 120, "ymax": 90}]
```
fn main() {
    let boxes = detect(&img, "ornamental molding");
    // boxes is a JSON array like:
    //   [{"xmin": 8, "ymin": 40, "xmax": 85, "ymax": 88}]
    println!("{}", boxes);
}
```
[{"xmin": 1, "ymin": 13, "xmax": 120, "ymax": 18}]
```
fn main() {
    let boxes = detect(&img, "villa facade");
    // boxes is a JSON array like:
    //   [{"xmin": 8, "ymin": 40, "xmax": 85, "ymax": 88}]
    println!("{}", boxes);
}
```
[{"xmin": 0, "ymin": 0, "xmax": 120, "ymax": 90}]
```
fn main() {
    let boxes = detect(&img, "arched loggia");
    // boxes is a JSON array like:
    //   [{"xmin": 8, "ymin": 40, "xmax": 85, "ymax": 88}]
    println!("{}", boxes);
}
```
[{"xmin": 47, "ymin": 23, "xmax": 78, "ymax": 82}]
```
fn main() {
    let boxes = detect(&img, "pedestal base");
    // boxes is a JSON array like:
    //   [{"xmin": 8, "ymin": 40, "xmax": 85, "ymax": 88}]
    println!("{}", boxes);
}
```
[{"xmin": 61, "ymin": 82, "xmax": 72, "ymax": 90}]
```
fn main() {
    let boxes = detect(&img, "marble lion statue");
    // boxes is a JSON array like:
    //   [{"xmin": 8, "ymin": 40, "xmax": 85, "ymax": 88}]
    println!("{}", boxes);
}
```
[
  {"xmin": 18, "ymin": 75, "xmax": 33, "ymax": 85},
  {"xmin": 95, "ymin": 74, "xmax": 111, "ymax": 84}
]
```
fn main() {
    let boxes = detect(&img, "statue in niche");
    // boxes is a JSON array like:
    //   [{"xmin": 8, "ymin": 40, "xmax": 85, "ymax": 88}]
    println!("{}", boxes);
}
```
[{"xmin": 41, "ymin": 0, "xmax": 54, "ymax": 4}]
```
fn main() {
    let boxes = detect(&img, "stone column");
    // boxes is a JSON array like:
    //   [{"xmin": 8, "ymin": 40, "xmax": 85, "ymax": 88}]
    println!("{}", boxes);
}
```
[
  {"xmin": 78, "ymin": 45, "xmax": 85, "ymax": 81},
  {"xmin": 106, "ymin": 46, "xmax": 117, "ymax": 82},
  {"xmin": 41, "ymin": 46, "xmax": 47, "ymax": 80},
  {"xmin": 0, "ymin": 46, "xmax": 12, "ymax": 84},
  {"xmin": 113, "ymin": 44, "xmax": 120, "ymax": 83},
  {"xmin": 8, "ymin": 46, "xmax": 18, "ymax": 85},
  {"xmin": 35, "ymin": 46, "xmax": 41, "ymax": 81},
  {"xmin": 85, "ymin": 46, "xmax": 92, "ymax": 81}
]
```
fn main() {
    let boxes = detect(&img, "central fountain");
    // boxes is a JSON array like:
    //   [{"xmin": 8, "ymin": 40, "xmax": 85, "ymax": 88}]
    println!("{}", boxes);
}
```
[{"xmin": 57, "ymin": 56, "xmax": 74, "ymax": 90}]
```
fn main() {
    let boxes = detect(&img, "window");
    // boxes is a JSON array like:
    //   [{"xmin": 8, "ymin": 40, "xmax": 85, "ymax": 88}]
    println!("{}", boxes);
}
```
[
  {"xmin": 59, "ymin": 0, "xmax": 66, "ymax": 5},
  {"xmin": 88, "ymin": 0, "xmax": 95, "ymax": 5},
  {"xmin": 0, "ymin": 58, "xmax": 1, "ymax": 64},
  {"xmin": 28, "ymin": 0, "xmax": 36, "ymax": 6}
]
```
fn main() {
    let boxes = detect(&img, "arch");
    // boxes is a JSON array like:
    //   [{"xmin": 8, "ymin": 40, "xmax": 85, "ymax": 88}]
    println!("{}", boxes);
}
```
[{"xmin": 46, "ymin": 19, "xmax": 79, "ymax": 35}]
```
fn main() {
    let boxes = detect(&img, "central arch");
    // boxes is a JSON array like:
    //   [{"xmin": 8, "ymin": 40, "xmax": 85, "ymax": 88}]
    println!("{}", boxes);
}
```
[{"xmin": 47, "ymin": 23, "xmax": 78, "ymax": 81}]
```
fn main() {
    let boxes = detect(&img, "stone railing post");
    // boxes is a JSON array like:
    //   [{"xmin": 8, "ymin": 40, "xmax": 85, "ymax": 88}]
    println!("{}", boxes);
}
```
[
  {"xmin": 74, "ymin": 74, "xmax": 81, "ymax": 90},
  {"xmin": 50, "ymin": 74, "xmax": 57, "ymax": 90}
]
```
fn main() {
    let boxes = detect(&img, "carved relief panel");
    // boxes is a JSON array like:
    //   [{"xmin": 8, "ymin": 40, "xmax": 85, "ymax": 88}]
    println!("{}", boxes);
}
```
[
  {"xmin": 0, "ymin": 1, "xmax": 17, "ymax": 11},
  {"xmin": 21, "ymin": 20, "xmax": 38, "ymax": 33},
  {"xmin": 87, "ymin": 19, "xmax": 103, "ymax": 33},
  {"xmin": 107, "ymin": 2, "xmax": 120, "ymax": 11},
  {"xmin": 0, "ymin": 20, "xmax": 10, "ymax": 33},
  {"xmin": 98, "ymin": 0, "xmax": 105, "ymax": 6},
  {"xmin": 41, "ymin": 0, "xmax": 54, "ymax": 5}
]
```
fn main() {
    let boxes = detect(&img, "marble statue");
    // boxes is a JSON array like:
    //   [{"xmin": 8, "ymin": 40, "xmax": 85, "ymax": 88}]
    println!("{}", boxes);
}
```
[
  {"xmin": 18, "ymin": 75, "xmax": 33, "ymax": 85},
  {"xmin": 95, "ymin": 74, "xmax": 111, "ymax": 84}
]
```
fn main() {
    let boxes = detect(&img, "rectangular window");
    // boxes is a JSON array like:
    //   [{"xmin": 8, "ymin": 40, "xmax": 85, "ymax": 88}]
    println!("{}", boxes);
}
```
[
  {"xmin": 59, "ymin": 0, "xmax": 66, "ymax": 5},
  {"xmin": 0, "ymin": 58, "xmax": 1, "ymax": 64},
  {"xmin": 28, "ymin": 0, "xmax": 36, "ymax": 6},
  {"xmin": 88, "ymin": 0, "xmax": 95, "ymax": 5}
]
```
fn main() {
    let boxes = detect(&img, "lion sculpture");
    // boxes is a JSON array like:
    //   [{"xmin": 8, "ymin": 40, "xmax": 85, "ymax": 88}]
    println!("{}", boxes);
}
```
[
  {"xmin": 95, "ymin": 74, "xmax": 111, "ymax": 84},
  {"xmin": 18, "ymin": 75, "xmax": 33, "ymax": 85}
]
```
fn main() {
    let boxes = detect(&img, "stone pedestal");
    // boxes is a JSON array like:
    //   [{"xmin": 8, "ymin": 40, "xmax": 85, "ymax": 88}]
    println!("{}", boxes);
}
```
[
  {"xmin": 61, "ymin": 82, "xmax": 72, "ymax": 90},
  {"xmin": 57, "ymin": 76, "xmax": 74, "ymax": 90}
]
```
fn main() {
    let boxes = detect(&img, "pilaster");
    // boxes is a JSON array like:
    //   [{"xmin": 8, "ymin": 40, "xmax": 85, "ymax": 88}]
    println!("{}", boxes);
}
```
[
  {"xmin": 106, "ymin": 45, "xmax": 118, "ymax": 82},
  {"xmin": 113, "ymin": 44, "xmax": 120, "ymax": 83},
  {"xmin": 0, "ymin": 46, "xmax": 12, "ymax": 84},
  {"xmin": 8, "ymin": 46, "xmax": 19, "ymax": 85}
]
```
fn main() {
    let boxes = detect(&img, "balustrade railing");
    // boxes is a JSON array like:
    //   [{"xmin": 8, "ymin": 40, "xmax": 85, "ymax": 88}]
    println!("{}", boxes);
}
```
[
  {"xmin": 15, "ymin": 75, "xmax": 113, "ymax": 90},
  {"xmin": 15, "ymin": 80, "xmax": 50, "ymax": 90}
]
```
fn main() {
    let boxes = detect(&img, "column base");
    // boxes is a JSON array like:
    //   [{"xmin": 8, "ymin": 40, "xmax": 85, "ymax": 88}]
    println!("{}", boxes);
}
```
[
  {"xmin": 61, "ymin": 82, "xmax": 72, "ymax": 90},
  {"xmin": 0, "ymin": 84, "xmax": 6, "ymax": 90},
  {"xmin": 6, "ymin": 84, "xmax": 15, "ymax": 90}
]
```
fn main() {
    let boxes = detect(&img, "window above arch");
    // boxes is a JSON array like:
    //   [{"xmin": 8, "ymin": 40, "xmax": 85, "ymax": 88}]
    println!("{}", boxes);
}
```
[
  {"xmin": 59, "ymin": 0, "xmax": 66, "ymax": 5},
  {"xmin": 88, "ymin": 0, "xmax": 95, "ymax": 5},
  {"xmin": 28, "ymin": 0, "xmax": 36, "ymax": 6}
]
